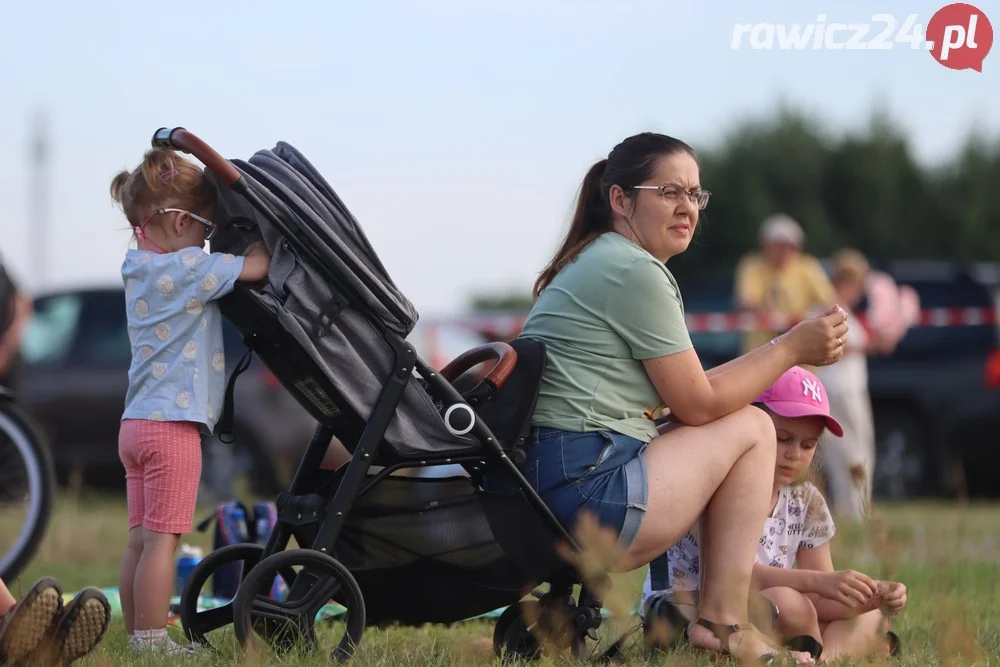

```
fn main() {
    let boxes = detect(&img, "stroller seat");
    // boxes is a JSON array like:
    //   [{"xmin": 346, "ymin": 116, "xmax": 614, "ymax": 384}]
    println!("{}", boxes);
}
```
[{"xmin": 153, "ymin": 128, "xmax": 614, "ymax": 662}]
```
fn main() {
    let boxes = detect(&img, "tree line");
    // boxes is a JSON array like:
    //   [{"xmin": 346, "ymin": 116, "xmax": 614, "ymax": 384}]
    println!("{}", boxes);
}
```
[{"xmin": 471, "ymin": 105, "xmax": 1000, "ymax": 313}]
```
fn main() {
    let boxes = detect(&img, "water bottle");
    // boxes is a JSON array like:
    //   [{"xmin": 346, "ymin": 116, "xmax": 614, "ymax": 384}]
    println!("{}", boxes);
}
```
[
  {"xmin": 250, "ymin": 505, "xmax": 287, "ymax": 601},
  {"xmin": 255, "ymin": 516, "xmax": 270, "ymax": 545},
  {"xmin": 231, "ymin": 507, "xmax": 249, "ymax": 540},
  {"xmin": 174, "ymin": 544, "xmax": 204, "ymax": 597}
]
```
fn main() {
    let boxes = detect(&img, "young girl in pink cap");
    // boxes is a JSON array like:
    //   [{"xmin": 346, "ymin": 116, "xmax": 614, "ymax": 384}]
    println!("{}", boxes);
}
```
[{"xmin": 640, "ymin": 366, "xmax": 907, "ymax": 663}]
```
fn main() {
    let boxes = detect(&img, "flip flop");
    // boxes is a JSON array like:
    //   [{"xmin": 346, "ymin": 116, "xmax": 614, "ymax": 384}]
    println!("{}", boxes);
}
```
[
  {"xmin": 0, "ymin": 577, "xmax": 63, "ymax": 665},
  {"xmin": 19, "ymin": 588, "xmax": 111, "ymax": 666}
]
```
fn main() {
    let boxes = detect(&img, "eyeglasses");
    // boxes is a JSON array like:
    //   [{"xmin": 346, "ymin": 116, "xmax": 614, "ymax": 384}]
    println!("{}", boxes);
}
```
[
  {"xmin": 135, "ymin": 208, "xmax": 219, "ymax": 255},
  {"xmin": 632, "ymin": 185, "xmax": 711, "ymax": 210},
  {"xmin": 155, "ymin": 208, "xmax": 218, "ymax": 240}
]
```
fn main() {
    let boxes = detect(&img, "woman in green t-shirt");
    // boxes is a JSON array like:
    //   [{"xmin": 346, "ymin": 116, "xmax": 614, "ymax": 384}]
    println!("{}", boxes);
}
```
[{"xmin": 510, "ymin": 132, "xmax": 849, "ymax": 665}]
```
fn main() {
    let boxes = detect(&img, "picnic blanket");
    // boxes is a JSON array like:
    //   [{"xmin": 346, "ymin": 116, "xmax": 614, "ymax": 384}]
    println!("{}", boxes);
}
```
[
  {"xmin": 61, "ymin": 587, "xmax": 345, "ymax": 626},
  {"xmin": 63, "ymin": 587, "xmax": 617, "ymax": 625}
]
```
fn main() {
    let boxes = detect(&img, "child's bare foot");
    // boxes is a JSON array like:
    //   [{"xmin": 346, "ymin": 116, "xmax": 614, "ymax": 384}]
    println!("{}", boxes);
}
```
[
  {"xmin": 687, "ymin": 620, "xmax": 724, "ymax": 650},
  {"xmin": 687, "ymin": 619, "xmax": 815, "ymax": 665}
]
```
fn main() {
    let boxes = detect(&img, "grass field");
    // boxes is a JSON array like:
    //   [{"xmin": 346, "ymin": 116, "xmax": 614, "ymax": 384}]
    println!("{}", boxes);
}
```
[{"xmin": 7, "ymin": 491, "xmax": 1000, "ymax": 666}]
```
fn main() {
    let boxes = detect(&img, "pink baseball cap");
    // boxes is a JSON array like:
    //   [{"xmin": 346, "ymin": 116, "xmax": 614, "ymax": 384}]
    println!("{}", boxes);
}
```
[{"xmin": 753, "ymin": 367, "xmax": 844, "ymax": 437}]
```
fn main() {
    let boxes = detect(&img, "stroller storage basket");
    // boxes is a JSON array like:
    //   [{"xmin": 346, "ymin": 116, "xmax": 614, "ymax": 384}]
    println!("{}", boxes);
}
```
[{"xmin": 280, "ymin": 471, "xmax": 566, "ymax": 627}]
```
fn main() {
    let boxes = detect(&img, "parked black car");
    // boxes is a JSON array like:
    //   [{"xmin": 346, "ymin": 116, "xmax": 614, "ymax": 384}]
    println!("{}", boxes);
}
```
[
  {"xmin": 15, "ymin": 286, "xmax": 317, "ymax": 495},
  {"xmin": 13, "ymin": 286, "xmax": 492, "ymax": 496},
  {"xmin": 679, "ymin": 261, "xmax": 1000, "ymax": 500}
]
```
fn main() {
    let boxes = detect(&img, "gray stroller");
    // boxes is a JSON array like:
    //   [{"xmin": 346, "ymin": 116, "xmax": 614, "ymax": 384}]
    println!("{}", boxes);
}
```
[{"xmin": 154, "ymin": 128, "xmax": 621, "ymax": 662}]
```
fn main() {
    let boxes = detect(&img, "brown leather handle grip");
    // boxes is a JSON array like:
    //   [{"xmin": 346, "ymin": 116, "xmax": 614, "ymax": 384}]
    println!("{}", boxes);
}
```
[
  {"xmin": 151, "ymin": 127, "xmax": 241, "ymax": 187},
  {"xmin": 439, "ymin": 342, "xmax": 518, "ymax": 390}
]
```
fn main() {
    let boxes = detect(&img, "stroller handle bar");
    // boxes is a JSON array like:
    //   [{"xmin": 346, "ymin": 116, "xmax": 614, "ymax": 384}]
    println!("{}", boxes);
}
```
[
  {"xmin": 151, "ymin": 127, "xmax": 242, "ymax": 187},
  {"xmin": 439, "ymin": 342, "xmax": 517, "ymax": 390}
]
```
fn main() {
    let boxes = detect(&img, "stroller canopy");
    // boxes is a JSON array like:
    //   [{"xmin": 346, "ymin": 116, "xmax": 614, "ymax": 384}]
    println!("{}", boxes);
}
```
[{"xmin": 205, "ymin": 142, "xmax": 486, "ymax": 461}]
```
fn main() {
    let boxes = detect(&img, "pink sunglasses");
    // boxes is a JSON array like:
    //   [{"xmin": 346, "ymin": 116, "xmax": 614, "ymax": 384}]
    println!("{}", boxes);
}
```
[{"xmin": 135, "ymin": 208, "xmax": 218, "ymax": 254}]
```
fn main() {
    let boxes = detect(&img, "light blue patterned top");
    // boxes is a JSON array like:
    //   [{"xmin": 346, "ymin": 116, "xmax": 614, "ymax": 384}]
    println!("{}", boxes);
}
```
[{"xmin": 120, "ymin": 247, "xmax": 245, "ymax": 433}]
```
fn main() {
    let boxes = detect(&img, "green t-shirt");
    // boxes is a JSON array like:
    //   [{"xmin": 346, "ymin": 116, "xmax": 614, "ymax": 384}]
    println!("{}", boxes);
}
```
[{"xmin": 521, "ymin": 232, "xmax": 693, "ymax": 442}]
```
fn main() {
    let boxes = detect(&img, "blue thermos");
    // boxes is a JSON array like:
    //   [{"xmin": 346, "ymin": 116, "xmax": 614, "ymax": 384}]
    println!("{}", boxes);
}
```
[{"xmin": 174, "ymin": 545, "xmax": 204, "ymax": 597}]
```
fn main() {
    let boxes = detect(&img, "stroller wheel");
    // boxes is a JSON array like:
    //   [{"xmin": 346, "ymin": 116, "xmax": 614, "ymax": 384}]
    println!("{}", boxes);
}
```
[
  {"xmin": 493, "ymin": 601, "xmax": 541, "ymax": 662},
  {"xmin": 232, "ymin": 548, "xmax": 365, "ymax": 662},
  {"xmin": 180, "ymin": 543, "xmax": 268, "ymax": 649}
]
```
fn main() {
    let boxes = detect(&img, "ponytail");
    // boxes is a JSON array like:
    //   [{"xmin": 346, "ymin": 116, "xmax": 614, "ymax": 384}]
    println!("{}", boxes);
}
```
[
  {"xmin": 109, "ymin": 171, "xmax": 129, "ymax": 205},
  {"xmin": 532, "ymin": 132, "xmax": 698, "ymax": 299},
  {"xmin": 532, "ymin": 159, "xmax": 611, "ymax": 298}
]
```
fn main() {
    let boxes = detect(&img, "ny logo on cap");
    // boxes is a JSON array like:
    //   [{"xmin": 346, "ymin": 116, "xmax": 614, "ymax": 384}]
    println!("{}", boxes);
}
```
[{"xmin": 802, "ymin": 378, "xmax": 822, "ymax": 402}]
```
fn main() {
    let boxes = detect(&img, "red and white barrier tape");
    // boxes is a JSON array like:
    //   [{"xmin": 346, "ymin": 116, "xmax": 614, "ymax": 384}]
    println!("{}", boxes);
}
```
[
  {"xmin": 428, "ymin": 307, "xmax": 998, "ymax": 336},
  {"xmin": 686, "ymin": 307, "xmax": 999, "ymax": 333}
]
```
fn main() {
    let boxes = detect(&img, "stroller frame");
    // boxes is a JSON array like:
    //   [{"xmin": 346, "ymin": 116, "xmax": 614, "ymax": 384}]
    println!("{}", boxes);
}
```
[{"xmin": 157, "ymin": 129, "xmax": 613, "ymax": 661}]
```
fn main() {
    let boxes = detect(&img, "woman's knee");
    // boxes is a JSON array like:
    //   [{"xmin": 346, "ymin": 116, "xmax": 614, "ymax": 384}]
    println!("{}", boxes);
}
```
[{"xmin": 735, "ymin": 404, "xmax": 777, "ymax": 454}]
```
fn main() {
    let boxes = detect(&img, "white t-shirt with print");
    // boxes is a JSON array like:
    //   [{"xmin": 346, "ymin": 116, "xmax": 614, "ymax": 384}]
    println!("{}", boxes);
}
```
[{"xmin": 640, "ymin": 482, "xmax": 836, "ymax": 617}]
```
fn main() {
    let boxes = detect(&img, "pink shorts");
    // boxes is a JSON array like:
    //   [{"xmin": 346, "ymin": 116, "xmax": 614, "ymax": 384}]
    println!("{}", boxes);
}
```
[{"xmin": 118, "ymin": 419, "xmax": 203, "ymax": 534}]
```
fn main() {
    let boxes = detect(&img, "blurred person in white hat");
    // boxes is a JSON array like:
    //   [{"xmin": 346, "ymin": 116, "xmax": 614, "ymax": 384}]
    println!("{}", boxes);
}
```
[{"xmin": 735, "ymin": 214, "xmax": 840, "ymax": 357}]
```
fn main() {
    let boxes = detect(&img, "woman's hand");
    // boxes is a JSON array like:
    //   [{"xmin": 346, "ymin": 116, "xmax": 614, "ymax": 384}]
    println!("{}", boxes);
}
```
[
  {"xmin": 812, "ymin": 569, "xmax": 878, "ymax": 608},
  {"xmin": 877, "ymin": 581, "xmax": 907, "ymax": 616},
  {"xmin": 780, "ymin": 305, "xmax": 850, "ymax": 367}
]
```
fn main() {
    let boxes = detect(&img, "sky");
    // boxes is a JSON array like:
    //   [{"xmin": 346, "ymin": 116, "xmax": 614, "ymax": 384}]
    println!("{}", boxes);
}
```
[{"xmin": 2, "ymin": 0, "xmax": 997, "ymax": 318}]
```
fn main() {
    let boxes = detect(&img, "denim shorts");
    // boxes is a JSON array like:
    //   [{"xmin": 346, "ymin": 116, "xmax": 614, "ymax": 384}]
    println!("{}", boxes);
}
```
[{"xmin": 506, "ymin": 426, "xmax": 649, "ymax": 550}]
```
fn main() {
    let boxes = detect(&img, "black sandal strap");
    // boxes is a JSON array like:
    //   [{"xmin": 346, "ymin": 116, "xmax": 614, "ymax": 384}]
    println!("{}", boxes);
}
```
[
  {"xmin": 887, "ymin": 630, "xmax": 901, "ymax": 656},
  {"xmin": 787, "ymin": 634, "xmax": 824, "ymax": 660}
]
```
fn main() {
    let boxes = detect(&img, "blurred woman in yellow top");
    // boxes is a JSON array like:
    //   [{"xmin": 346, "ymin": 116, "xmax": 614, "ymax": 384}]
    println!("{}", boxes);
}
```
[{"xmin": 735, "ymin": 215, "xmax": 839, "ymax": 357}]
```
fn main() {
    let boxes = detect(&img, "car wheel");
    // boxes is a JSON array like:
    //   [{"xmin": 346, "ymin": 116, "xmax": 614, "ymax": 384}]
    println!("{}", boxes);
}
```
[{"xmin": 872, "ymin": 406, "xmax": 939, "ymax": 499}]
